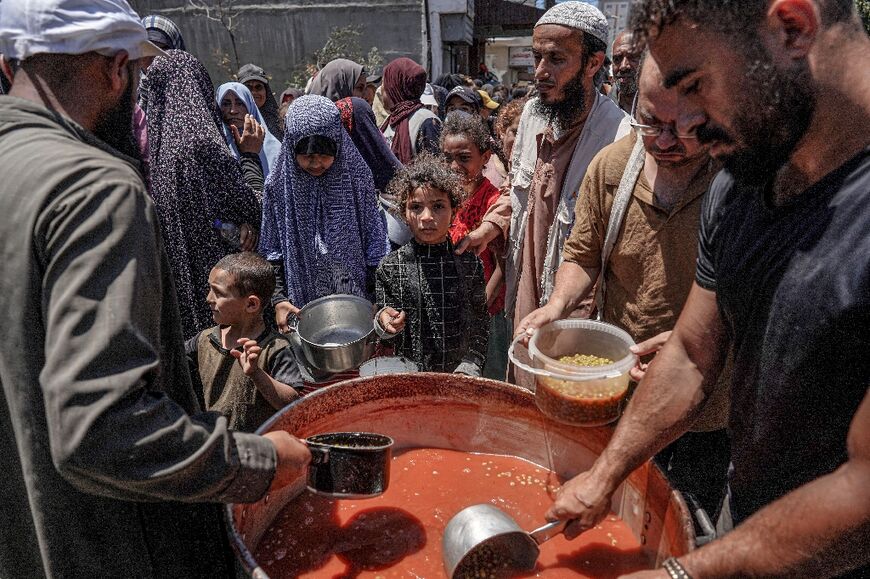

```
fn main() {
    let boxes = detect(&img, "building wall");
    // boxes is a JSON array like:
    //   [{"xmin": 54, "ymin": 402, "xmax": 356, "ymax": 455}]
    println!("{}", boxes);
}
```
[
  {"xmin": 600, "ymin": 0, "xmax": 639, "ymax": 48},
  {"xmin": 131, "ymin": 0, "xmax": 424, "ymax": 91}
]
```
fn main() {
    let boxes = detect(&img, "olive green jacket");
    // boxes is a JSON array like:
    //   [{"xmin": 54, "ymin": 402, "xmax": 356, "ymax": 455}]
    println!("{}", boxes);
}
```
[{"xmin": 0, "ymin": 97, "xmax": 275, "ymax": 578}]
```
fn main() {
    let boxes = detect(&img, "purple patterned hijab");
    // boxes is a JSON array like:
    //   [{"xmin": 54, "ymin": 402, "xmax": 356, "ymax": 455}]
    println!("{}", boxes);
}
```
[
  {"xmin": 259, "ymin": 95, "xmax": 388, "ymax": 308},
  {"xmin": 142, "ymin": 50, "xmax": 261, "ymax": 339}
]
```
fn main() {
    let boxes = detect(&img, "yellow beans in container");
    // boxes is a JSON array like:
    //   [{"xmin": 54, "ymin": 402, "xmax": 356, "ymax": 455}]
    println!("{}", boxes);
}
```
[
  {"xmin": 509, "ymin": 320, "xmax": 637, "ymax": 427},
  {"xmin": 558, "ymin": 354, "xmax": 613, "ymax": 367}
]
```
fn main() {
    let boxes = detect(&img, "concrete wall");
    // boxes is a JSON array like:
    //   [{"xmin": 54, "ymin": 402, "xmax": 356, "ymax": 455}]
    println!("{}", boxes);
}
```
[{"xmin": 131, "ymin": 0, "xmax": 425, "ymax": 91}]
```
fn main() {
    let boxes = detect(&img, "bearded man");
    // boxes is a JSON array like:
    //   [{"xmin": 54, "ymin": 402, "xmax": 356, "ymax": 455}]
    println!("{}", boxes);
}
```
[
  {"xmin": 516, "ymin": 53, "xmax": 731, "ymax": 526},
  {"xmin": 545, "ymin": 1, "xmax": 870, "ymax": 577},
  {"xmin": 0, "ymin": 0, "xmax": 309, "ymax": 576},
  {"xmin": 456, "ymin": 2, "xmax": 630, "ymax": 386},
  {"xmin": 611, "ymin": 30, "xmax": 642, "ymax": 113}
]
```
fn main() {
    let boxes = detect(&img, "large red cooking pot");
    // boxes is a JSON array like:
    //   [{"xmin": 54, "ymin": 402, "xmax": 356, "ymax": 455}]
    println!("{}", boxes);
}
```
[{"xmin": 227, "ymin": 374, "xmax": 696, "ymax": 577}]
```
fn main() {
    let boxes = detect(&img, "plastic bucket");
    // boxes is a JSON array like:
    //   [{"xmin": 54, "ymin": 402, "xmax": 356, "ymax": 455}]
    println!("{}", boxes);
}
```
[{"xmin": 509, "ymin": 319, "xmax": 636, "ymax": 426}]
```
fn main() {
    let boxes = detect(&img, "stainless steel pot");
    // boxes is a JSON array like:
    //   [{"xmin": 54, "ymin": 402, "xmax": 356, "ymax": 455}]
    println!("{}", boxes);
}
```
[{"xmin": 287, "ymin": 294, "xmax": 377, "ymax": 373}]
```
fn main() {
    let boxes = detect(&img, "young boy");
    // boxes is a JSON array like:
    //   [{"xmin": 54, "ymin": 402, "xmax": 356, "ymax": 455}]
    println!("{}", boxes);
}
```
[
  {"xmin": 375, "ymin": 153, "xmax": 489, "ymax": 376},
  {"xmin": 187, "ymin": 252, "xmax": 302, "ymax": 432}
]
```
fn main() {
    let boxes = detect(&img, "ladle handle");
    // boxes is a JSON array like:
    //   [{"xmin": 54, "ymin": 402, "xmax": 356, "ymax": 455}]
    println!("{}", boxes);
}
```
[{"xmin": 528, "ymin": 519, "xmax": 568, "ymax": 545}]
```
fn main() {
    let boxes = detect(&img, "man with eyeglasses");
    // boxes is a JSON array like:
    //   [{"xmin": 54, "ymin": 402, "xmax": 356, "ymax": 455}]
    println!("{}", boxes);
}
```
[{"xmin": 516, "ymin": 52, "xmax": 731, "ymax": 523}]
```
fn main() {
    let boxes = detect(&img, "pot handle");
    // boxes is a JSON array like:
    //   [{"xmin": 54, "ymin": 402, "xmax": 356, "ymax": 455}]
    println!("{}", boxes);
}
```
[
  {"xmin": 528, "ymin": 519, "xmax": 568, "ymax": 545},
  {"xmin": 286, "ymin": 313, "xmax": 302, "ymax": 349},
  {"xmin": 507, "ymin": 333, "xmax": 555, "ymax": 379}
]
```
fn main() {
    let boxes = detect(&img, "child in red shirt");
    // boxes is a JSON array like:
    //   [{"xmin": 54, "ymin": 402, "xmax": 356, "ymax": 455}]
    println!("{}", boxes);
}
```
[{"xmin": 441, "ymin": 112, "xmax": 507, "ymax": 379}]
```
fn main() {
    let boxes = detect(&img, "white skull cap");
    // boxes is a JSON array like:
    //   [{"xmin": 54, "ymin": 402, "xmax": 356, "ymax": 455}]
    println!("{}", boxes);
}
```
[{"xmin": 535, "ymin": 1, "xmax": 609, "ymax": 46}]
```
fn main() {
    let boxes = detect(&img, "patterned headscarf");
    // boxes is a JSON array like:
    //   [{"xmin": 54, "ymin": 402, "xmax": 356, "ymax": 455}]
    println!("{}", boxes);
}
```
[
  {"xmin": 308, "ymin": 58, "xmax": 365, "ymax": 102},
  {"xmin": 142, "ymin": 50, "xmax": 262, "ymax": 339},
  {"xmin": 215, "ymin": 82, "xmax": 282, "ymax": 178},
  {"xmin": 259, "ymin": 95, "xmax": 388, "ymax": 308},
  {"xmin": 142, "ymin": 15, "xmax": 186, "ymax": 51},
  {"xmin": 381, "ymin": 57, "xmax": 427, "ymax": 164}
]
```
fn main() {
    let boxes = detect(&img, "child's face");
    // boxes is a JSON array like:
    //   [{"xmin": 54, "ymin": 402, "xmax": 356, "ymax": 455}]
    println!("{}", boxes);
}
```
[
  {"xmin": 442, "ymin": 134, "xmax": 491, "ymax": 195},
  {"xmin": 404, "ymin": 186, "xmax": 454, "ymax": 245},
  {"xmin": 502, "ymin": 115, "xmax": 521, "ymax": 163},
  {"xmin": 206, "ymin": 268, "xmax": 259, "ymax": 326},
  {"xmin": 296, "ymin": 153, "xmax": 335, "ymax": 177}
]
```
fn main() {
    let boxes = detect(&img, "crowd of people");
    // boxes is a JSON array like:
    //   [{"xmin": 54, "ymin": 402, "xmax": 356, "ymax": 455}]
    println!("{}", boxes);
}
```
[{"xmin": 0, "ymin": 0, "xmax": 867, "ymax": 577}]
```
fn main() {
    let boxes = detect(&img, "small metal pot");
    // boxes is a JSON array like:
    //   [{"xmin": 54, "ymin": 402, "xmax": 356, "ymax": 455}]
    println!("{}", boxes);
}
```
[
  {"xmin": 305, "ymin": 432, "xmax": 394, "ymax": 498},
  {"xmin": 287, "ymin": 294, "xmax": 377, "ymax": 373}
]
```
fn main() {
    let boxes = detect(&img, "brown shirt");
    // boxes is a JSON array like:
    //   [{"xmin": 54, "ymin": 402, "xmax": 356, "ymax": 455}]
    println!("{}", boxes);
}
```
[
  {"xmin": 189, "ymin": 327, "xmax": 301, "ymax": 433},
  {"xmin": 563, "ymin": 133, "xmax": 729, "ymax": 431},
  {"xmin": 515, "ymin": 121, "xmax": 586, "ymax": 330}
]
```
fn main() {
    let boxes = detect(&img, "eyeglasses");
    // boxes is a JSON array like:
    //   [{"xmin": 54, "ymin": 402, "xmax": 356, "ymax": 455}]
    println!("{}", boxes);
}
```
[
  {"xmin": 629, "ymin": 93, "xmax": 698, "ymax": 140},
  {"xmin": 629, "ymin": 119, "xmax": 698, "ymax": 140}
]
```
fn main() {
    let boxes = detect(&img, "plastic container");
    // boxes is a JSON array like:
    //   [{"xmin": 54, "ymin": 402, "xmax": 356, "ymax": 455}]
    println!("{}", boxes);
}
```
[{"xmin": 509, "ymin": 319, "xmax": 636, "ymax": 426}]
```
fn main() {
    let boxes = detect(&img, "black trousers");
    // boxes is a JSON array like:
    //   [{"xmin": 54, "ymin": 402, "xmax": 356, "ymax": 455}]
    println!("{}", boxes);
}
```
[{"xmin": 654, "ymin": 429, "xmax": 731, "ymax": 526}]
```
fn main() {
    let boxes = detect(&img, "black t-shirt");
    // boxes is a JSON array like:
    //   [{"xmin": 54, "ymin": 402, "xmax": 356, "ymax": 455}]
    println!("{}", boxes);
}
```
[{"xmin": 697, "ymin": 150, "xmax": 870, "ymax": 529}]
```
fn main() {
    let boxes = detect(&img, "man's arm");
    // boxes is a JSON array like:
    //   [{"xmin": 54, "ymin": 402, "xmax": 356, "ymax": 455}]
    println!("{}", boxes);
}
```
[
  {"xmin": 39, "ymin": 181, "xmax": 305, "ymax": 504},
  {"xmin": 673, "ymin": 389, "xmax": 870, "ymax": 578},
  {"xmin": 547, "ymin": 283, "xmax": 728, "ymax": 535},
  {"xmin": 514, "ymin": 261, "xmax": 599, "ymax": 339}
]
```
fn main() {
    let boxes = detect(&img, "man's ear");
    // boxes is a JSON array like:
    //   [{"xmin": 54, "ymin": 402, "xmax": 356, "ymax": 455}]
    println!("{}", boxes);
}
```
[
  {"xmin": 247, "ymin": 295, "xmax": 262, "ymax": 313},
  {"xmin": 0, "ymin": 55, "xmax": 13, "ymax": 88},
  {"xmin": 766, "ymin": 0, "xmax": 818, "ymax": 59},
  {"xmin": 107, "ymin": 50, "xmax": 131, "ymax": 96},
  {"xmin": 586, "ymin": 51, "xmax": 606, "ymax": 79}
]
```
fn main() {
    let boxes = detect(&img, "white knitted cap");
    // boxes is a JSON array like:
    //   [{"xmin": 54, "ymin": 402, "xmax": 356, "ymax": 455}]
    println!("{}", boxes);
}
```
[{"xmin": 535, "ymin": 1, "xmax": 609, "ymax": 46}]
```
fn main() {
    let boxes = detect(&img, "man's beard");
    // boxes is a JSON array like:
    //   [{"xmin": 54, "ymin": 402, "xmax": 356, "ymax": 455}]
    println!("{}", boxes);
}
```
[
  {"xmin": 533, "ymin": 60, "xmax": 588, "ymax": 130},
  {"xmin": 697, "ymin": 40, "xmax": 815, "ymax": 186},
  {"xmin": 614, "ymin": 73, "xmax": 637, "ymax": 98},
  {"xmin": 93, "ymin": 69, "xmax": 141, "ymax": 163}
]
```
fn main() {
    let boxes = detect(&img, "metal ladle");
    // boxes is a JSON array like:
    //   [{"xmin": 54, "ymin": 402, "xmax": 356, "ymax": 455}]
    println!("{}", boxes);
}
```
[{"xmin": 442, "ymin": 504, "xmax": 567, "ymax": 578}]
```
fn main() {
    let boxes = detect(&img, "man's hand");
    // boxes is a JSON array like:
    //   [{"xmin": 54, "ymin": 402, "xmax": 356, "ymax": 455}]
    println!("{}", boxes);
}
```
[
  {"xmin": 629, "ymin": 331, "xmax": 672, "ymax": 382},
  {"xmin": 262, "ymin": 431, "xmax": 311, "ymax": 493},
  {"xmin": 545, "ymin": 470, "xmax": 616, "ymax": 540},
  {"xmin": 239, "ymin": 223, "xmax": 258, "ymax": 251},
  {"xmin": 230, "ymin": 338, "xmax": 262, "ymax": 376},
  {"xmin": 455, "ymin": 222, "xmax": 500, "ymax": 257},
  {"xmin": 231, "ymin": 114, "xmax": 266, "ymax": 154},
  {"xmin": 379, "ymin": 307, "xmax": 406, "ymax": 334},
  {"xmin": 514, "ymin": 303, "xmax": 562, "ymax": 345},
  {"xmin": 275, "ymin": 301, "xmax": 301, "ymax": 333}
]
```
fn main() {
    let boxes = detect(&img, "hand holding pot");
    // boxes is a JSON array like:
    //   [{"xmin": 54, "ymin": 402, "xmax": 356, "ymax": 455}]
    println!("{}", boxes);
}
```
[
  {"xmin": 545, "ymin": 469, "xmax": 614, "ymax": 540},
  {"xmin": 275, "ymin": 301, "xmax": 301, "ymax": 333},
  {"xmin": 262, "ymin": 431, "xmax": 311, "ymax": 493},
  {"xmin": 379, "ymin": 307, "xmax": 406, "ymax": 335}
]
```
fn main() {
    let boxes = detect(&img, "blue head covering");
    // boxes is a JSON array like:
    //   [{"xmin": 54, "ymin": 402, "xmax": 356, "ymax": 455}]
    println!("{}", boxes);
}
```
[
  {"xmin": 216, "ymin": 82, "xmax": 282, "ymax": 178},
  {"xmin": 258, "ymin": 95, "xmax": 388, "ymax": 308}
]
